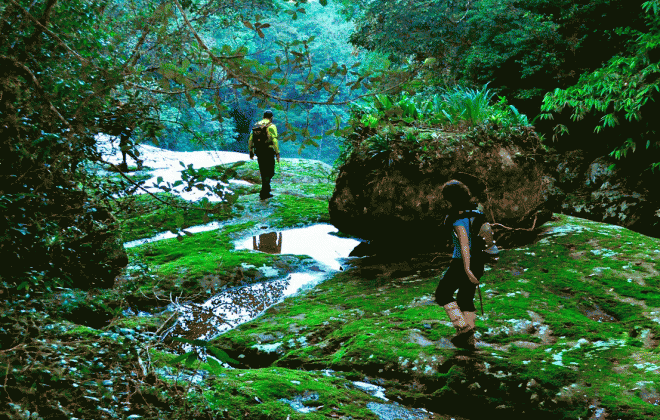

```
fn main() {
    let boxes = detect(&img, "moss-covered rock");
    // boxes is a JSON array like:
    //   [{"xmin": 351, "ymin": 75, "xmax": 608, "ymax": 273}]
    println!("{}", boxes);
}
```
[
  {"xmin": 547, "ymin": 151, "xmax": 660, "ymax": 239},
  {"xmin": 212, "ymin": 213, "xmax": 660, "ymax": 419},
  {"xmin": 329, "ymin": 124, "xmax": 552, "ymax": 247},
  {"xmin": 4, "ymin": 156, "xmax": 660, "ymax": 420}
]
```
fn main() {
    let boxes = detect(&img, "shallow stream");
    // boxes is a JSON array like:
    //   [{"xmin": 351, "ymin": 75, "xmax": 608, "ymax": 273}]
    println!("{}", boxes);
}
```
[{"xmin": 147, "ymin": 224, "xmax": 360, "ymax": 344}]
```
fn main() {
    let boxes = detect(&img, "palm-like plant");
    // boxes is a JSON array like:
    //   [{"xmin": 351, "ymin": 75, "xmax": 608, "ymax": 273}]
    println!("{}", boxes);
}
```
[{"xmin": 438, "ymin": 84, "xmax": 495, "ymax": 126}]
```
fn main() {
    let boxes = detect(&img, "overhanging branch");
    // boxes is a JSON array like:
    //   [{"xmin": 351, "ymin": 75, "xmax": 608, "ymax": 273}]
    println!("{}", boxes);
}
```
[{"xmin": 171, "ymin": 0, "xmax": 421, "ymax": 107}]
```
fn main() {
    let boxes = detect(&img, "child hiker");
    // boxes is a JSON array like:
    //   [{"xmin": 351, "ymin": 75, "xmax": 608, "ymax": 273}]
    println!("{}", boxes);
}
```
[{"xmin": 435, "ymin": 179, "xmax": 492, "ymax": 350}]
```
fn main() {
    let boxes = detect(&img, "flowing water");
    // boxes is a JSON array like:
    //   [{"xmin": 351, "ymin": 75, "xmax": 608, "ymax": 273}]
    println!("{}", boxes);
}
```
[{"xmin": 161, "ymin": 224, "xmax": 360, "ymax": 345}]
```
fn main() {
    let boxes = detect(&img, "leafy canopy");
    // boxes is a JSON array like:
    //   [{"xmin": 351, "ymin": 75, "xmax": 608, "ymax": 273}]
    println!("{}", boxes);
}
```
[{"xmin": 540, "ymin": 0, "xmax": 660, "ymax": 172}]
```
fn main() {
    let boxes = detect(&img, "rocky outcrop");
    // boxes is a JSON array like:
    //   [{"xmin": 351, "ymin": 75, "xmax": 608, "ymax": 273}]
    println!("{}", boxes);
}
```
[
  {"xmin": 545, "ymin": 150, "xmax": 660, "ymax": 238},
  {"xmin": 329, "ymin": 125, "xmax": 554, "ymax": 247}
]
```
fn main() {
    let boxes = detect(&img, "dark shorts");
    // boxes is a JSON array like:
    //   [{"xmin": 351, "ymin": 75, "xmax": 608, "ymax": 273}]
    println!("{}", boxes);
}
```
[{"xmin": 434, "ymin": 258, "xmax": 484, "ymax": 312}]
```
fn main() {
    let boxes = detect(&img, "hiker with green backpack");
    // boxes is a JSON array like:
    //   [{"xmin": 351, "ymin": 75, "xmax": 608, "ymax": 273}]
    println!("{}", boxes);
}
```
[
  {"xmin": 435, "ymin": 179, "xmax": 498, "ymax": 350},
  {"xmin": 248, "ymin": 110, "xmax": 280, "ymax": 200}
]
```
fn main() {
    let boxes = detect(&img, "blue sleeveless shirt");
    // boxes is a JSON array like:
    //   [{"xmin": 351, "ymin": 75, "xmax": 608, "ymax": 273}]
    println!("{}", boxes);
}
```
[{"xmin": 451, "ymin": 215, "xmax": 472, "ymax": 259}]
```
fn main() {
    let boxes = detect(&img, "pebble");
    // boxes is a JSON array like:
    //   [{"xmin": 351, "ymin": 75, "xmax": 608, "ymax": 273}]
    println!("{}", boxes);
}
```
[{"xmin": 102, "ymin": 380, "xmax": 113, "ymax": 386}]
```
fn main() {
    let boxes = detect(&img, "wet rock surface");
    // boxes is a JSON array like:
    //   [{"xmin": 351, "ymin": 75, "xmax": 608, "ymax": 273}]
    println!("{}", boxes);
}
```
[
  {"xmin": 212, "ymin": 214, "xmax": 660, "ymax": 419},
  {"xmin": 546, "ymin": 150, "xmax": 660, "ymax": 238}
]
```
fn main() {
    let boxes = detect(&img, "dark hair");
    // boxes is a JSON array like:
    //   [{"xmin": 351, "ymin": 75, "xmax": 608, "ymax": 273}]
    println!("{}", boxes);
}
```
[
  {"xmin": 263, "ymin": 110, "xmax": 273, "ymax": 118},
  {"xmin": 441, "ymin": 179, "xmax": 472, "ymax": 209}
]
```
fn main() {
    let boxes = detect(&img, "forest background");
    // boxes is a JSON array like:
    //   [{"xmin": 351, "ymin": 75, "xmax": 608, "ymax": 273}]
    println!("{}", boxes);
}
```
[{"xmin": 2, "ymin": 0, "xmax": 660, "ymax": 291}]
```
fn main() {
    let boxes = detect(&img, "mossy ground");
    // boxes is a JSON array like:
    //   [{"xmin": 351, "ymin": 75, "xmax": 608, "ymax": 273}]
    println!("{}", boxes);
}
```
[
  {"xmin": 113, "ymin": 192, "xmax": 236, "ymax": 242},
  {"xmin": 2, "ymin": 157, "xmax": 659, "ymax": 419},
  {"xmin": 211, "ymin": 214, "xmax": 660, "ymax": 419},
  {"xmin": 116, "ymin": 158, "xmax": 334, "ymax": 304},
  {"xmin": 0, "ymin": 157, "xmax": 342, "ymax": 420}
]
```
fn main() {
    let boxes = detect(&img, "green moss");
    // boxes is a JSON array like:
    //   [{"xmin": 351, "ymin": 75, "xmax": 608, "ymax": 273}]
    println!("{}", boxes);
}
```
[
  {"xmin": 208, "ymin": 213, "xmax": 660, "ymax": 418},
  {"xmin": 114, "ymin": 192, "xmax": 234, "ymax": 242},
  {"xmin": 147, "ymin": 349, "xmax": 380, "ymax": 420},
  {"xmin": 61, "ymin": 325, "xmax": 101, "ymax": 338},
  {"xmin": 128, "ymin": 222, "xmax": 267, "ymax": 280}
]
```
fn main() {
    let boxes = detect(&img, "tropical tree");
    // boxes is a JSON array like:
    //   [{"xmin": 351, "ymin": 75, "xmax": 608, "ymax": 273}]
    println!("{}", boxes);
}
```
[
  {"xmin": 541, "ymin": 0, "xmax": 660, "ymax": 172},
  {"xmin": 0, "ymin": 0, "xmax": 418, "ymax": 291},
  {"xmin": 345, "ymin": 0, "xmax": 659, "ymax": 170}
]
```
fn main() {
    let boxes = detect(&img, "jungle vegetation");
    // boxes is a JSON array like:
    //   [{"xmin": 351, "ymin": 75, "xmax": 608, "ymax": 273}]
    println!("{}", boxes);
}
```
[{"xmin": 2, "ymin": 0, "xmax": 660, "ymax": 291}]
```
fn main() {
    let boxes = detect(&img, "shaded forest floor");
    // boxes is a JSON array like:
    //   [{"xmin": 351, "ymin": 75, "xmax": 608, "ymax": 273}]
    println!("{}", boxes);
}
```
[{"xmin": 1, "ymin": 158, "xmax": 660, "ymax": 419}]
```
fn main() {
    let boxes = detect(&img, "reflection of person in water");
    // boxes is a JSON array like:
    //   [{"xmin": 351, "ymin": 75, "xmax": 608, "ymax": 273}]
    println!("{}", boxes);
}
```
[{"xmin": 252, "ymin": 232, "xmax": 282, "ymax": 254}]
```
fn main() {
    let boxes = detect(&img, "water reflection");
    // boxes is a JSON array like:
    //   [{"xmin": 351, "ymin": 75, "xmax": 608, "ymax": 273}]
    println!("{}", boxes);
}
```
[
  {"xmin": 253, "ymin": 232, "xmax": 282, "ymax": 254},
  {"xmin": 164, "ymin": 273, "xmax": 321, "ymax": 349},
  {"xmin": 164, "ymin": 224, "xmax": 360, "ymax": 355},
  {"xmin": 236, "ymin": 224, "xmax": 360, "ymax": 271}
]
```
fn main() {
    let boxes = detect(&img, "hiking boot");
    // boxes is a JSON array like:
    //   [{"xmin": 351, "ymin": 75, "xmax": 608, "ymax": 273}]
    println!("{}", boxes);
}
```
[
  {"xmin": 443, "ymin": 302, "xmax": 475, "ymax": 349},
  {"xmin": 461, "ymin": 311, "xmax": 478, "ymax": 349},
  {"xmin": 451, "ymin": 329, "xmax": 476, "ymax": 350}
]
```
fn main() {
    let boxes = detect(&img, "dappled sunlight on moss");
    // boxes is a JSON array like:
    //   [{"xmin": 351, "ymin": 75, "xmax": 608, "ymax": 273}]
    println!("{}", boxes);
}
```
[{"xmin": 210, "ymin": 213, "xmax": 660, "ymax": 418}]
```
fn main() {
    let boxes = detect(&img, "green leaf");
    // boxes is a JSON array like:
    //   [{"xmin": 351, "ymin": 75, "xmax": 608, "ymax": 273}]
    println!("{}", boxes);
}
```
[
  {"xmin": 208, "ymin": 357, "xmax": 221, "ymax": 371},
  {"xmin": 170, "ymin": 351, "xmax": 194, "ymax": 365},
  {"xmin": 208, "ymin": 347, "xmax": 239, "ymax": 364}
]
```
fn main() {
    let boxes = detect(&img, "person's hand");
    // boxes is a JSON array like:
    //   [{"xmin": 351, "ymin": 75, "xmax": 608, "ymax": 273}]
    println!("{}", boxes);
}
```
[
  {"xmin": 276, "ymin": 154, "xmax": 280, "ymax": 163},
  {"xmin": 467, "ymin": 270, "xmax": 480, "ymax": 285}
]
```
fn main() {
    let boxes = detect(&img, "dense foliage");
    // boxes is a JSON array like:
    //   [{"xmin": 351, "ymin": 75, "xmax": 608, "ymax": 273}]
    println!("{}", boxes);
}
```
[
  {"xmin": 541, "ymin": 0, "xmax": 660, "ymax": 172},
  {"xmin": 3, "ymin": 0, "xmax": 660, "ymax": 292},
  {"xmin": 0, "ymin": 0, "xmax": 394, "ymax": 292},
  {"xmin": 336, "ymin": 85, "xmax": 535, "ymax": 170},
  {"xmin": 1, "ymin": 0, "xmax": 124, "ymax": 290},
  {"xmin": 348, "ymin": 0, "xmax": 660, "ymax": 171}
]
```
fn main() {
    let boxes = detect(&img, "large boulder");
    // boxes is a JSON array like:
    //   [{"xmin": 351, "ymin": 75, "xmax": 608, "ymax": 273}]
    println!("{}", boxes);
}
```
[
  {"xmin": 545, "ymin": 152, "xmax": 660, "ymax": 238},
  {"xmin": 329, "ymin": 125, "xmax": 554, "ymax": 248}
]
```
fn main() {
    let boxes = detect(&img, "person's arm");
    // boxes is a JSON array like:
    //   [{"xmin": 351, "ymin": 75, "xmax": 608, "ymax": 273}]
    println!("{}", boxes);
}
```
[
  {"xmin": 269, "ymin": 124, "xmax": 280, "ymax": 162},
  {"xmin": 248, "ymin": 131, "xmax": 254, "ymax": 159},
  {"xmin": 455, "ymin": 225, "xmax": 479, "ymax": 284}
]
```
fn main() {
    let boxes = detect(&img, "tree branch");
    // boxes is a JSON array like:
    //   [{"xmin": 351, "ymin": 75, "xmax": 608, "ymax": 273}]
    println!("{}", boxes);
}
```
[
  {"xmin": 1, "ymin": 55, "xmax": 72, "ymax": 131},
  {"xmin": 9, "ymin": 0, "xmax": 88, "ymax": 64},
  {"xmin": 172, "ymin": 0, "xmax": 421, "ymax": 106}
]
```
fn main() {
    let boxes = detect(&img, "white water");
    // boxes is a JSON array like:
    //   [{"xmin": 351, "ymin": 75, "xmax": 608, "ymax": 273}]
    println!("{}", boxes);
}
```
[
  {"xmin": 97, "ymin": 134, "xmax": 250, "ymax": 202},
  {"xmin": 123, "ymin": 221, "xmax": 225, "ymax": 249},
  {"xmin": 103, "ymin": 135, "xmax": 363, "ymax": 345}
]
